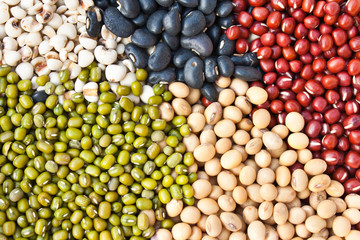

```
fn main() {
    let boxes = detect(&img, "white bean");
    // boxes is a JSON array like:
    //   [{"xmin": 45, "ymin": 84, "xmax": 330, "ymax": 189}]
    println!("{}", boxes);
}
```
[{"xmin": 15, "ymin": 62, "xmax": 34, "ymax": 80}]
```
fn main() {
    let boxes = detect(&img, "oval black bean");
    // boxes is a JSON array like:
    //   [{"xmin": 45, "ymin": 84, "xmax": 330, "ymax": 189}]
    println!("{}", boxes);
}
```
[
  {"xmin": 173, "ymin": 48, "xmax": 197, "ymax": 68},
  {"xmin": 216, "ymin": 34, "xmax": 235, "ymax": 56},
  {"xmin": 217, "ymin": 55, "xmax": 234, "ymax": 77},
  {"xmin": 147, "ymin": 68, "xmax": 176, "ymax": 84},
  {"xmin": 217, "ymin": 15, "xmax": 235, "ymax": 29},
  {"xmin": 181, "ymin": 10, "xmax": 206, "ymax": 37},
  {"xmin": 204, "ymin": 57, "xmax": 219, "ymax": 83},
  {"xmin": 180, "ymin": 33, "xmax": 213, "ymax": 57},
  {"xmin": 177, "ymin": 0, "xmax": 199, "ymax": 7},
  {"xmin": 216, "ymin": 1, "xmax": 234, "ymax": 17},
  {"xmin": 176, "ymin": 69, "xmax": 186, "ymax": 83},
  {"xmin": 198, "ymin": 0, "xmax": 217, "ymax": 15},
  {"xmin": 131, "ymin": 28, "xmax": 158, "ymax": 48},
  {"xmin": 139, "ymin": 0, "xmax": 158, "ymax": 14},
  {"xmin": 162, "ymin": 32, "xmax": 180, "ymax": 51},
  {"xmin": 104, "ymin": 7, "xmax": 134, "ymax": 37},
  {"xmin": 206, "ymin": 25, "xmax": 221, "ymax": 47},
  {"xmin": 125, "ymin": 43, "xmax": 149, "ymax": 69},
  {"xmin": 201, "ymin": 82, "xmax": 218, "ymax": 102},
  {"xmin": 131, "ymin": 12, "xmax": 147, "ymax": 26},
  {"xmin": 163, "ymin": 9, "xmax": 181, "ymax": 36},
  {"xmin": 148, "ymin": 43, "xmax": 172, "ymax": 72},
  {"xmin": 205, "ymin": 12, "xmax": 216, "ymax": 28},
  {"xmin": 155, "ymin": 0, "xmax": 174, "ymax": 7},
  {"xmin": 233, "ymin": 66, "xmax": 262, "ymax": 82},
  {"xmin": 108, "ymin": 0, "xmax": 118, "ymax": 7},
  {"xmin": 184, "ymin": 56, "xmax": 204, "ymax": 89},
  {"xmin": 231, "ymin": 53, "xmax": 259, "ymax": 67},
  {"xmin": 32, "ymin": 90, "xmax": 49, "ymax": 103},
  {"xmin": 146, "ymin": 10, "xmax": 167, "ymax": 35},
  {"xmin": 86, "ymin": 6, "xmax": 104, "ymax": 38},
  {"xmin": 118, "ymin": 0, "xmax": 140, "ymax": 19},
  {"xmin": 94, "ymin": 0, "xmax": 108, "ymax": 9}
]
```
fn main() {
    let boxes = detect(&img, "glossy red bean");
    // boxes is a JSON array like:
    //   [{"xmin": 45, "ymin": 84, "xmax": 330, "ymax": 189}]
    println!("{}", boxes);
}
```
[
  {"xmin": 345, "ymin": 0, "xmax": 360, "ymax": 16},
  {"xmin": 281, "ymin": 17, "xmax": 296, "ymax": 34},
  {"xmin": 338, "ymin": 136, "xmax": 350, "ymax": 151},
  {"xmin": 319, "ymin": 24, "xmax": 333, "ymax": 35},
  {"xmin": 333, "ymin": 167, "xmax": 349, "ymax": 183},
  {"xmin": 344, "ymin": 178, "xmax": 360, "ymax": 194},
  {"xmin": 291, "ymin": 8, "xmax": 307, "ymax": 22},
  {"xmin": 332, "ymin": 28, "xmax": 347, "ymax": 46},
  {"xmin": 250, "ymin": 22, "xmax": 269, "ymax": 35},
  {"xmin": 349, "ymin": 36, "xmax": 360, "ymax": 52},
  {"xmin": 322, "ymin": 134, "xmax": 338, "ymax": 150},
  {"xmin": 271, "ymin": 0, "xmax": 287, "ymax": 10},
  {"xmin": 282, "ymin": 46, "xmax": 297, "ymax": 60},
  {"xmin": 277, "ymin": 112, "xmax": 287, "ymax": 124},
  {"xmin": 323, "ymin": 14, "xmax": 339, "ymax": 25},
  {"xmin": 301, "ymin": 110, "xmax": 313, "ymax": 122},
  {"xmin": 289, "ymin": 60, "xmax": 303, "ymax": 73},
  {"xmin": 348, "ymin": 26, "xmax": 359, "ymax": 39},
  {"xmin": 325, "ymin": 90, "xmax": 340, "ymax": 104},
  {"xmin": 321, "ymin": 149, "xmax": 340, "ymax": 165},
  {"xmin": 249, "ymin": 39, "xmax": 262, "ymax": 52},
  {"xmin": 235, "ymin": 39, "xmax": 249, "ymax": 54},
  {"xmin": 309, "ymin": 138, "xmax": 322, "ymax": 151},
  {"xmin": 308, "ymin": 29, "xmax": 321, "ymax": 42},
  {"xmin": 279, "ymin": 90, "xmax": 296, "ymax": 101},
  {"xmin": 312, "ymin": 96, "xmax": 328, "ymax": 112},
  {"xmin": 248, "ymin": 0, "xmax": 267, "ymax": 7},
  {"xmin": 313, "ymin": 0, "xmax": 326, "ymax": 17},
  {"xmin": 226, "ymin": 26, "xmax": 242, "ymax": 40},
  {"xmin": 257, "ymin": 46, "xmax": 272, "ymax": 59},
  {"xmin": 343, "ymin": 115, "xmax": 360, "ymax": 130},
  {"xmin": 304, "ymin": 15, "xmax": 320, "ymax": 29},
  {"xmin": 309, "ymin": 43, "xmax": 322, "ymax": 56},
  {"xmin": 276, "ymin": 33, "xmax": 291, "ymax": 47},
  {"xmin": 271, "ymin": 45, "xmax": 282, "ymax": 59},
  {"xmin": 345, "ymin": 151, "xmax": 360, "ymax": 169},
  {"xmin": 260, "ymin": 32, "xmax": 276, "ymax": 46},
  {"xmin": 339, "ymin": 86, "xmax": 353, "ymax": 101},
  {"xmin": 296, "ymin": 91, "xmax": 312, "ymax": 107},
  {"xmin": 275, "ymin": 58, "xmax": 290, "ymax": 73},
  {"xmin": 263, "ymin": 73, "xmax": 277, "ymax": 85},
  {"xmin": 345, "ymin": 100, "xmax": 360, "ymax": 115},
  {"xmin": 302, "ymin": 0, "xmax": 315, "ymax": 13},
  {"xmin": 305, "ymin": 79, "xmax": 325, "ymax": 95},
  {"xmin": 324, "ymin": 46, "xmax": 337, "ymax": 59},
  {"xmin": 334, "ymin": 101, "xmax": 346, "ymax": 112},
  {"xmin": 270, "ymin": 99, "xmax": 284, "ymax": 113},
  {"xmin": 338, "ymin": 13, "xmax": 354, "ymax": 30},
  {"xmin": 318, "ymin": 34, "xmax": 333, "ymax": 52},
  {"xmin": 300, "ymin": 64, "xmax": 315, "ymax": 80},
  {"xmin": 305, "ymin": 120, "xmax": 322, "ymax": 137},
  {"xmin": 300, "ymin": 53, "xmax": 314, "ymax": 64},
  {"xmin": 289, "ymin": 162, "xmax": 304, "ymax": 173},
  {"xmin": 237, "ymin": 11, "xmax": 254, "ymax": 28},
  {"xmin": 284, "ymin": 99, "xmax": 301, "ymax": 112},
  {"xmin": 330, "ymin": 123, "xmax": 344, "ymax": 137},
  {"xmin": 337, "ymin": 43, "xmax": 353, "ymax": 59},
  {"xmin": 351, "ymin": 144, "xmax": 360, "ymax": 153},
  {"xmin": 288, "ymin": 0, "xmax": 302, "ymax": 9},
  {"xmin": 311, "ymin": 58, "xmax": 326, "ymax": 73},
  {"xmin": 294, "ymin": 23, "xmax": 308, "ymax": 39},
  {"xmin": 327, "ymin": 57, "xmax": 346, "ymax": 73},
  {"xmin": 324, "ymin": 108, "xmax": 341, "ymax": 124},
  {"xmin": 232, "ymin": 0, "xmax": 247, "ymax": 12},
  {"xmin": 356, "ymin": 168, "xmax": 360, "ymax": 180},
  {"xmin": 291, "ymin": 78, "xmax": 306, "ymax": 93},
  {"xmin": 337, "ymin": 71, "xmax": 351, "ymax": 86},
  {"xmin": 275, "ymin": 76, "xmax": 291, "ymax": 89},
  {"xmin": 324, "ymin": 2, "xmax": 340, "ymax": 16},
  {"xmin": 238, "ymin": 26, "xmax": 250, "ymax": 38},
  {"xmin": 321, "ymin": 75, "xmax": 339, "ymax": 89},
  {"xmin": 267, "ymin": 11, "xmax": 282, "ymax": 29},
  {"xmin": 266, "ymin": 85, "xmax": 280, "ymax": 100},
  {"xmin": 252, "ymin": 7, "xmax": 270, "ymax": 21},
  {"xmin": 260, "ymin": 59, "xmax": 276, "ymax": 72},
  {"xmin": 352, "ymin": 75, "xmax": 360, "ymax": 90},
  {"xmin": 321, "ymin": 122, "xmax": 331, "ymax": 136},
  {"xmin": 348, "ymin": 59, "xmax": 360, "ymax": 76},
  {"xmin": 349, "ymin": 130, "xmax": 360, "ymax": 145}
]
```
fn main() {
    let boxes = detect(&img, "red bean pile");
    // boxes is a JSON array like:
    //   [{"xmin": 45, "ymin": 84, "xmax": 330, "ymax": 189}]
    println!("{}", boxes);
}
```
[{"xmin": 228, "ymin": 0, "xmax": 360, "ymax": 194}]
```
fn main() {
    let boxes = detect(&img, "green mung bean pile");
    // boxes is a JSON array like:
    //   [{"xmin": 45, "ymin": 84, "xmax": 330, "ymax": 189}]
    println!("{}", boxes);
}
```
[{"xmin": 0, "ymin": 64, "xmax": 196, "ymax": 240}]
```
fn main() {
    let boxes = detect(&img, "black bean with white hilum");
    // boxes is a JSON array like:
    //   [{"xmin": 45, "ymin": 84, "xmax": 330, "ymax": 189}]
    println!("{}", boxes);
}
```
[{"xmin": 88, "ymin": 0, "xmax": 262, "ymax": 102}]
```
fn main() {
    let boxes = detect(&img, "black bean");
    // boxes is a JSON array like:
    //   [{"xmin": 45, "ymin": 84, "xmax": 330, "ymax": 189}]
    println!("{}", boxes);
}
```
[
  {"xmin": 177, "ymin": 0, "xmax": 199, "ymax": 7},
  {"xmin": 108, "ymin": 0, "xmax": 118, "ymax": 7},
  {"xmin": 131, "ymin": 12, "xmax": 147, "ymax": 26},
  {"xmin": 104, "ymin": 7, "xmax": 134, "ymax": 37},
  {"xmin": 147, "ymin": 68, "xmax": 176, "ymax": 84},
  {"xmin": 233, "ymin": 66, "xmax": 262, "ymax": 82},
  {"xmin": 180, "ymin": 33, "xmax": 213, "ymax": 57},
  {"xmin": 94, "ymin": 0, "xmax": 108, "ymax": 9},
  {"xmin": 155, "ymin": 0, "xmax": 174, "ymax": 7},
  {"xmin": 32, "ymin": 90, "xmax": 49, "ymax": 103},
  {"xmin": 204, "ymin": 57, "xmax": 219, "ymax": 83},
  {"xmin": 139, "ymin": 0, "xmax": 158, "ymax": 14},
  {"xmin": 217, "ymin": 14, "xmax": 235, "ymax": 29},
  {"xmin": 131, "ymin": 28, "xmax": 158, "ymax": 48},
  {"xmin": 198, "ymin": 0, "xmax": 217, "ymax": 15},
  {"xmin": 230, "ymin": 53, "xmax": 259, "ymax": 67},
  {"xmin": 148, "ymin": 42, "xmax": 172, "ymax": 71},
  {"xmin": 205, "ymin": 12, "xmax": 216, "ymax": 27},
  {"xmin": 162, "ymin": 32, "xmax": 180, "ymax": 51},
  {"xmin": 216, "ymin": 34, "xmax": 235, "ymax": 56},
  {"xmin": 173, "ymin": 48, "xmax": 197, "ymax": 68},
  {"xmin": 118, "ymin": 0, "xmax": 140, "ymax": 18},
  {"xmin": 176, "ymin": 69, "xmax": 186, "ymax": 83},
  {"xmin": 169, "ymin": 2, "xmax": 183, "ymax": 12},
  {"xmin": 163, "ymin": 9, "xmax": 181, "ymax": 36},
  {"xmin": 181, "ymin": 10, "xmax": 206, "ymax": 37},
  {"xmin": 216, "ymin": 1, "xmax": 233, "ymax": 17},
  {"xmin": 146, "ymin": 10, "xmax": 167, "ymax": 34},
  {"xmin": 125, "ymin": 43, "xmax": 149, "ymax": 69},
  {"xmin": 86, "ymin": 6, "xmax": 104, "ymax": 38},
  {"xmin": 206, "ymin": 24, "xmax": 221, "ymax": 47},
  {"xmin": 217, "ymin": 55, "xmax": 234, "ymax": 77},
  {"xmin": 201, "ymin": 83, "xmax": 218, "ymax": 102},
  {"xmin": 184, "ymin": 56, "xmax": 204, "ymax": 89}
]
